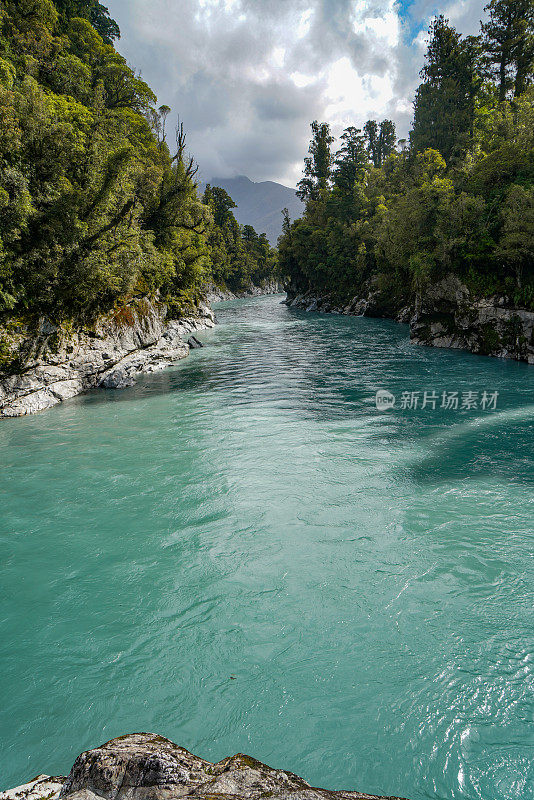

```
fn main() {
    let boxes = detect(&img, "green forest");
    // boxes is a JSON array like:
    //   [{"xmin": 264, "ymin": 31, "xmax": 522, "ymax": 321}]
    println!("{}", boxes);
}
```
[
  {"xmin": 1, "ymin": 0, "xmax": 533, "ymax": 349},
  {"xmin": 0, "ymin": 0, "xmax": 276, "ymax": 334},
  {"xmin": 279, "ymin": 1, "xmax": 534, "ymax": 314}
]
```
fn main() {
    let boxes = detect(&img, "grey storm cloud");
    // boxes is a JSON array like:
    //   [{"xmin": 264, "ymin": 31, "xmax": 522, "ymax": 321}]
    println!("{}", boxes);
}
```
[{"xmin": 107, "ymin": 0, "xmax": 489, "ymax": 186}]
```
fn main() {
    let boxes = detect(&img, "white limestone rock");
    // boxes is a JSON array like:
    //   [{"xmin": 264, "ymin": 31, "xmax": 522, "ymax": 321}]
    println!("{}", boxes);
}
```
[{"xmin": 0, "ymin": 300, "xmax": 216, "ymax": 417}]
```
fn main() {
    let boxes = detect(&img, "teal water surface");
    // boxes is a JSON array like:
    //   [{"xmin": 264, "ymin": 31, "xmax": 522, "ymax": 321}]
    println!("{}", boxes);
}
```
[{"xmin": 1, "ymin": 295, "xmax": 533, "ymax": 799}]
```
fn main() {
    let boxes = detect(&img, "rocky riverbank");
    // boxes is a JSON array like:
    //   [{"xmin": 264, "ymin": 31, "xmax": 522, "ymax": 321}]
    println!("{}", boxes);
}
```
[
  {"xmin": 0, "ymin": 733, "xmax": 409, "ymax": 800},
  {"xmin": 205, "ymin": 280, "xmax": 283, "ymax": 303},
  {"xmin": 410, "ymin": 274, "xmax": 534, "ymax": 362},
  {"xmin": 285, "ymin": 275, "xmax": 534, "ymax": 364},
  {"xmin": 0, "ymin": 299, "xmax": 215, "ymax": 418},
  {"xmin": 284, "ymin": 285, "xmax": 410, "ymax": 323}
]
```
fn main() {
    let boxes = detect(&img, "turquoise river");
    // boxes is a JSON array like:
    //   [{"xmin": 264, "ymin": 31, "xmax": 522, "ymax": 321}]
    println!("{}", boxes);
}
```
[{"xmin": 1, "ymin": 295, "xmax": 533, "ymax": 800}]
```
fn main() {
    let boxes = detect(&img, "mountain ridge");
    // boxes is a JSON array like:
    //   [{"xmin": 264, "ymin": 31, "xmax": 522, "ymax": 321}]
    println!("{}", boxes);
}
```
[{"xmin": 199, "ymin": 175, "xmax": 303, "ymax": 245}]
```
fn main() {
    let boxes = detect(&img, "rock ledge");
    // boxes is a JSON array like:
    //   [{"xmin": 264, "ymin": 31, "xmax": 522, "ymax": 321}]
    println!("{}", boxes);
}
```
[
  {"xmin": 0, "ymin": 300, "xmax": 215, "ymax": 418},
  {"xmin": 0, "ymin": 733, "xmax": 409, "ymax": 800},
  {"xmin": 284, "ymin": 276, "xmax": 534, "ymax": 364}
]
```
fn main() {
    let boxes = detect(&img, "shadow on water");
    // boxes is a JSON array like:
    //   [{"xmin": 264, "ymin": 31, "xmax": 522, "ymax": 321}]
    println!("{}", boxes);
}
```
[
  {"xmin": 64, "ymin": 295, "xmax": 534, "ymax": 494},
  {"xmin": 72, "ymin": 311, "xmax": 386, "ymax": 414},
  {"xmin": 406, "ymin": 406, "xmax": 534, "ymax": 487},
  {"xmin": 1, "ymin": 295, "xmax": 534, "ymax": 800}
]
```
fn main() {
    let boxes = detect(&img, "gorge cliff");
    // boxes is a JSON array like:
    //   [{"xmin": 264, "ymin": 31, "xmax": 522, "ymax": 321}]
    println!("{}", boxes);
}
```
[
  {"xmin": 285, "ymin": 274, "xmax": 534, "ymax": 365},
  {"xmin": 0, "ymin": 299, "xmax": 215, "ymax": 418}
]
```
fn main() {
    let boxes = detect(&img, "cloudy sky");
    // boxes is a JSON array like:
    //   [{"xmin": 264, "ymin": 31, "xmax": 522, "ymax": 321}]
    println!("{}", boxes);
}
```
[{"xmin": 107, "ymin": 0, "xmax": 488, "ymax": 186}]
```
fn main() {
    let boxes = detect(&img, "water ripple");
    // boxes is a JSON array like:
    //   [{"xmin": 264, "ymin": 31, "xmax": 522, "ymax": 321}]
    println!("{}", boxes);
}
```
[{"xmin": 0, "ymin": 295, "xmax": 533, "ymax": 800}]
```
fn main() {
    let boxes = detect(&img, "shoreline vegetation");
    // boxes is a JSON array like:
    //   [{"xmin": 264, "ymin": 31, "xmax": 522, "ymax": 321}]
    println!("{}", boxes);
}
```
[
  {"xmin": 0, "ymin": 0, "xmax": 279, "ymax": 383},
  {"xmin": 0, "ymin": 0, "xmax": 532, "ymax": 415},
  {"xmin": 278, "ymin": 5, "xmax": 534, "ymax": 362}
]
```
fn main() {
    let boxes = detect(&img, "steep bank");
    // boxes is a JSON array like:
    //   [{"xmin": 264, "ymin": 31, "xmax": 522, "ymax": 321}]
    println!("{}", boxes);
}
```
[
  {"xmin": 410, "ymin": 275, "xmax": 534, "ymax": 362},
  {"xmin": 284, "ymin": 282, "xmax": 410, "ymax": 322},
  {"xmin": 205, "ymin": 280, "xmax": 283, "ymax": 302},
  {"xmin": 285, "ymin": 276, "xmax": 534, "ymax": 364},
  {"xmin": 0, "ymin": 299, "xmax": 215, "ymax": 418},
  {"xmin": 0, "ymin": 733, "xmax": 409, "ymax": 800}
]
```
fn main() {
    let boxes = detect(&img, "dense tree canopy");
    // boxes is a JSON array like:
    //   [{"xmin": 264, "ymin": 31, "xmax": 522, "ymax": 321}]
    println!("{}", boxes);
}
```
[
  {"xmin": 203, "ymin": 185, "xmax": 277, "ymax": 293},
  {"xmin": 1, "ymin": 0, "xmax": 530, "ymax": 359},
  {"xmin": 279, "ymin": 7, "xmax": 534, "ymax": 313},
  {"xmin": 0, "ymin": 0, "xmax": 276, "ymax": 340},
  {"xmin": 296, "ymin": 120, "xmax": 334, "ymax": 202},
  {"xmin": 411, "ymin": 16, "xmax": 481, "ymax": 161},
  {"xmin": 52, "ymin": 0, "xmax": 120, "ymax": 43}
]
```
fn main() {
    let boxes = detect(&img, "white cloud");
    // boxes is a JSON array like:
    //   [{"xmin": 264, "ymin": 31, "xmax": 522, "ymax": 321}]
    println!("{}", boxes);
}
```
[
  {"xmin": 322, "ymin": 57, "xmax": 395, "ymax": 137},
  {"xmin": 290, "ymin": 71, "xmax": 318, "ymax": 89},
  {"xmin": 445, "ymin": 0, "xmax": 486, "ymax": 35},
  {"xmin": 107, "ymin": 0, "xmax": 489, "ymax": 186},
  {"xmin": 297, "ymin": 8, "xmax": 313, "ymax": 38}
]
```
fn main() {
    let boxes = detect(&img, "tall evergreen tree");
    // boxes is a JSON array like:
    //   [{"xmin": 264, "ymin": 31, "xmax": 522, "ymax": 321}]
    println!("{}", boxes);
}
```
[
  {"xmin": 363, "ymin": 120, "xmax": 379, "ymax": 167},
  {"xmin": 511, "ymin": 0, "xmax": 534, "ymax": 96},
  {"xmin": 363, "ymin": 120, "xmax": 396, "ymax": 167},
  {"xmin": 482, "ymin": 0, "xmax": 534, "ymax": 100},
  {"xmin": 410, "ymin": 16, "xmax": 481, "ymax": 161},
  {"xmin": 296, "ymin": 121, "xmax": 334, "ymax": 202},
  {"xmin": 333, "ymin": 127, "xmax": 368, "ymax": 195},
  {"xmin": 482, "ymin": 0, "xmax": 519, "ymax": 100},
  {"xmin": 377, "ymin": 120, "xmax": 397, "ymax": 165}
]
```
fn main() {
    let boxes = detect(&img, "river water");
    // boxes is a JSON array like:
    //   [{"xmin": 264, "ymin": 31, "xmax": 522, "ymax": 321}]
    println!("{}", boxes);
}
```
[{"xmin": 1, "ymin": 295, "xmax": 533, "ymax": 799}]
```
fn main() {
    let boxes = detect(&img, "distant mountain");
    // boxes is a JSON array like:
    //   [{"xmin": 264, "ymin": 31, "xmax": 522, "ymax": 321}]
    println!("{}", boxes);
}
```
[{"xmin": 199, "ymin": 175, "xmax": 303, "ymax": 245}]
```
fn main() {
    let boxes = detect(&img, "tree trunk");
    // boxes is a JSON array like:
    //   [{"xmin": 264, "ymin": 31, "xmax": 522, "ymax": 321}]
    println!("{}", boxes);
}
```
[
  {"xmin": 514, "ymin": 57, "xmax": 526, "ymax": 97},
  {"xmin": 499, "ymin": 56, "xmax": 507, "ymax": 102}
]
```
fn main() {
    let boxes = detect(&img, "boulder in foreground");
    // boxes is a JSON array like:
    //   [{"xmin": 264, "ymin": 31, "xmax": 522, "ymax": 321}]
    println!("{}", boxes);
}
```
[{"xmin": 1, "ymin": 733, "xmax": 409, "ymax": 800}]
